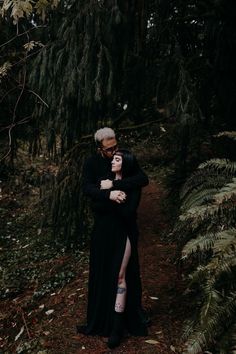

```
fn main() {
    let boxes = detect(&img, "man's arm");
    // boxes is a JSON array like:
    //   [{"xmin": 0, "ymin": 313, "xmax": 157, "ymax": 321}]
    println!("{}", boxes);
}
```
[
  {"xmin": 82, "ymin": 157, "xmax": 110, "ymax": 201},
  {"xmin": 82, "ymin": 157, "xmax": 126, "ymax": 203}
]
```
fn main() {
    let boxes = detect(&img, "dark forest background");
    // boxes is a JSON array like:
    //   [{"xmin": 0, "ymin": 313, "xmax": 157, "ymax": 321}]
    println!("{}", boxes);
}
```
[{"xmin": 1, "ymin": 1, "xmax": 236, "ymax": 353}]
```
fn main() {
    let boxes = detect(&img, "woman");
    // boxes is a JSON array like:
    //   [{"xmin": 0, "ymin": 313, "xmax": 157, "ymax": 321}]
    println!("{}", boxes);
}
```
[{"xmin": 78, "ymin": 149, "xmax": 148, "ymax": 348}]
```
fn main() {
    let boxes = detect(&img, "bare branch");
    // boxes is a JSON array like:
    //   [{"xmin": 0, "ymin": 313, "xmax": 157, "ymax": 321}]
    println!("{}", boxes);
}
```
[
  {"xmin": 11, "ymin": 44, "xmax": 48, "ymax": 68},
  {"xmin": 26, "ymin": 89, "xmax": 49, "ymax": 107},
  {"xmin": 0, "ymin": 116, "xmax": 33, "ymax": 133},
  {"xmin": 12, "ymin": 60, "xmax": 27, "ymax": 122},
  {"xmin": 1, "ymin": 32, "xmax": 29, "ymax": 162},
  {"xmin": 1, "ymin": 125, "xmax": 13, "ymax": 162},
  {"xmin": 0, "ymin": 25, "xmax": 47, "ymax": 49}
]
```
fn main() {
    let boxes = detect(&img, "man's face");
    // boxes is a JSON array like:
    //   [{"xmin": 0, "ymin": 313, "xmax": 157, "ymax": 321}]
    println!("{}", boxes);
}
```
[{"xmin": 100, "ymin": 138, "xmax": 118, "ymax": 158}]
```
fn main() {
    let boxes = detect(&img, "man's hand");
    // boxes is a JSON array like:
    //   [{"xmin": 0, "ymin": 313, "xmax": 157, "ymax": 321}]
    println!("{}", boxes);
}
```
[
  {"xmin": 109, "ymin": 190, "xmax": 126, "ymax": 204},
  {"xmin": 100, "ymin": 179, "xmax": 113, "ymax": 189}
]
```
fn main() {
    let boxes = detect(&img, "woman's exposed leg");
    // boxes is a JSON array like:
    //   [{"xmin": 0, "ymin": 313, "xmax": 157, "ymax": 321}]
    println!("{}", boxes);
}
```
[
  {"xmin": 115, "ymin": 237, "xmax": 131, "ymax": 312},
  {"xmin": 108, "ymin": 237, "xmax": 131, "ymax": 348}
]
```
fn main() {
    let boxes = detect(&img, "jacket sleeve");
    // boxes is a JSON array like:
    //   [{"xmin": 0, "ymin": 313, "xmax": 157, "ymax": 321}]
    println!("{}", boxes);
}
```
[
  {"xmin": 82, "ymin": 158, "xmax": 110, "ymax": 201},
  {"xmin": 113, "ymin": 166, "xmax": 149, "ymax": 191}
]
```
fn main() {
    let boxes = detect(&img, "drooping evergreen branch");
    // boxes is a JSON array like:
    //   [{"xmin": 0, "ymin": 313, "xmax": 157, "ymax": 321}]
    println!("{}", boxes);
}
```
[
  {"xmin": 1, "ymin": 46, "xmax": 28, "ymax": 162},
  {"xmin": 28, "ymin": 0, "xmax": 149, "ymax": 151},
  {"xmin": 49, "ymin": 142, "xmax": 92, "ymax": 246}
]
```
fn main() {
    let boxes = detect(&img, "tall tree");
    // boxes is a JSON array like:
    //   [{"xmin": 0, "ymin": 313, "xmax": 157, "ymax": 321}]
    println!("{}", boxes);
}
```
[
  {"xmin": 29, "ymin": 0, "xmax": 148, "ymax": 152},
  {"xmin": 0, "ymin": 0, "xmax": 60, "ymax": 161}
]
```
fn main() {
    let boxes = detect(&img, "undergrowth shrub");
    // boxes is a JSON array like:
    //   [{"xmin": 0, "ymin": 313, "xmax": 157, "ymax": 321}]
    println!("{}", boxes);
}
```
[{"xmin": 173, "ymin": 132, "xmax": 236, "ymax": 354}]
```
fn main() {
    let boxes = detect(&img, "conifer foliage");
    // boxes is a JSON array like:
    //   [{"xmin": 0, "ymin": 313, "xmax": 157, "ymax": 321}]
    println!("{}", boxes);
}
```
[
  {"xmin": 29, "ymin": 0, "xmax": 148, "ymax": 151},
  {"xmin": 50, "ymin": 142, "xmax": 92, "ymax": 246}
]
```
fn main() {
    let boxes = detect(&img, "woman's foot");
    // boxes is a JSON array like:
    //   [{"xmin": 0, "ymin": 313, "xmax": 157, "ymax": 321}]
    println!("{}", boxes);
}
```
[
  {"xmin": 107, "ymin": 332, "xmax": 122, "ymax": 348},
  {"xmin": 107, "ymin": 312, "xmax": 124, "ymax": 349}
]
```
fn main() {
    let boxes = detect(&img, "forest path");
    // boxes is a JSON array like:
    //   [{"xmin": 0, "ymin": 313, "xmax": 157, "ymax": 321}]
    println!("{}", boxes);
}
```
[
  {"xmin": 55, "ymin": 179, "xmax": 185, "ymax": 354},
  {"xmin": 0, "ymin": 178, "xmax": 186, "ymax": 354}
]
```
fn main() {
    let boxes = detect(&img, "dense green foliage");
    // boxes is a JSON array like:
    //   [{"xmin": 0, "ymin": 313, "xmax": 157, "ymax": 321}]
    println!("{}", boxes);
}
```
[
  {"xmin": 1, "ymin": 1, "xmax": 236, "ymax": 351},
  {"xmin": 29, "ymin": 0, "xmax": 150, "ymax": 151},
  {"xmin": 174, "ymin": 133, "xmax": 236, "ymax": 353},
  {"xmin": 28, "ymin": 0, "xmax": 236, "ymax": 146},
  {"xmin": 50, "ymin": 142, "xmax": 92, "ymax": 246},
  {"xmin": 0, "ymin": 0, "xmax": 60, "ymax": 161},
  {"xmin": 1, "ymin": 0, "xmax": 236, "ymax": 156}
]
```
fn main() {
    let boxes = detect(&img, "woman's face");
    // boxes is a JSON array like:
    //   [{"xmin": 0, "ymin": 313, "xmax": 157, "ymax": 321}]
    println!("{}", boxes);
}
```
[{"xmin": 111, "ymin": 154, "xmax": 122, "ymax": 173}]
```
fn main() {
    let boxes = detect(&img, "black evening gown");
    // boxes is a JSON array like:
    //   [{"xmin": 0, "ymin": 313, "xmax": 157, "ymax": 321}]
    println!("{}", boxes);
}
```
[{"xmin": 83, "ymin": 185, "xmax": 147, "ymax": 337}]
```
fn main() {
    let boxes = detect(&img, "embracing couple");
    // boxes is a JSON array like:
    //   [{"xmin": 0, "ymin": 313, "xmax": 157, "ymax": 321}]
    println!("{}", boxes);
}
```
[{"xmin": 77, "ymin": 127, "xmax": 150, "ymax": 349}]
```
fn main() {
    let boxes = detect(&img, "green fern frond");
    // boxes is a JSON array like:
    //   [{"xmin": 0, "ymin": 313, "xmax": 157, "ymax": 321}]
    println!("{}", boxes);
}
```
[
  {"xmin": 183, "ymin": 334, "xmax": 206, "ymax": 354},
  {"xmin": 178, "ymin": 157, "xmax": 236, "ymax": 352},
  {"xmin": 181, "ymin": 231, "xmax": 222, "ymax": 258},
  {"xmin": 181, "ymin": 176, "xmax": 230, "ymax": 201},
  {"xmin": 180, "ymin": 197, "xmax": 236, "ymax": 227},
  {"xmin": 200, "ymin": 280, "xmax": 222, "ymax": 327},
  {"xmin": 183, "ymin": 293, "xmax": 236, "ymax": 354},
  {"xmin": 181, "ymin": 188, "xmax": 218, "ymax": 212},
  {"xmin": 182, "ymin": 177, "xmax": 236, "ymax": 214},
  {"xmin": 172, "ymin": 218, "xmax": 200, "ymax": 242},
  {"xmin": 189, "ymin": 265, "xmax": 209, "ymax": 285},
  {"xmin": 182, "ymin": 319, "xmax": 197, "ymax": 341},
  {"xmin": 189, "ymin": 253, "xmax": 236, "ymax": 289},
  {"xmin": 175, "ymin": 204, "xmax": 236, "ymax": 244},
  {"xmin": 199, "ymin": 159, "xmax": 236, "ymax": 174},
  {"xmin": 214, "ymin": 178, "xmax": 236, "ymax": 204},
  {"xmin": 213, "ymin": 229, "xmax": 236, "ymax": 256},
  {"xmin": 182, "ymin": 229, "xmax": 236, "ymax": 259},
  {"xmin": 206, "ymin": 253, "xmax": 236, "ymax": 277},
  {"xmin": 180, "ymin": 172, "xmax": 232, "ymax": 201},
  {"xmin": 180, "ymin": 204, "xmax": 218, "ymax": 222}
]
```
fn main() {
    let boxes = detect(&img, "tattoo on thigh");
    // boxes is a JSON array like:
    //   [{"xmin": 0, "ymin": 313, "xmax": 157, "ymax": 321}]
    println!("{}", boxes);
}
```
[
  {"xmin": 117, "ymin": 286, "xmax": 126, "ymax": 294},
  {"xmin": 115, "ymin": 302, "xmax": 125, "ymax": 312}
]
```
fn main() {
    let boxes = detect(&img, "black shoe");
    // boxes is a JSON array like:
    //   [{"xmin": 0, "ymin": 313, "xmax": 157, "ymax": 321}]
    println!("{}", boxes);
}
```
[
  {"xmin": 108, "ymin": 332, "xmax": 122, "ymax": 349},
  {"xmin": 107, "ymin": 312, "xmax": 124, "ymax": 349}
]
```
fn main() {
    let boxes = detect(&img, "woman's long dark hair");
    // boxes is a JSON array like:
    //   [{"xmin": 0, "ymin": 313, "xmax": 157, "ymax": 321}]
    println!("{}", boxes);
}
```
[{"xmin": 114, "ymin": 149, "xmax": 139, "ymax": 178}]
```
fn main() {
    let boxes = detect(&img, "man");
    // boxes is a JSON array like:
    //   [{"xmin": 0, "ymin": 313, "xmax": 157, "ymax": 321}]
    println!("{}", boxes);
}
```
[{"xmin": 82, "ymin": 127, "xmax": 150, "ymax": 327}]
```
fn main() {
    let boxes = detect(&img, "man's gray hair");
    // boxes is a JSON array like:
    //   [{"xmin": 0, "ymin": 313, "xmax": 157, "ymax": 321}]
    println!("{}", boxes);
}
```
[{"xmin": 94, "ymin": 127, "xmax": 116, "ymax": 143}]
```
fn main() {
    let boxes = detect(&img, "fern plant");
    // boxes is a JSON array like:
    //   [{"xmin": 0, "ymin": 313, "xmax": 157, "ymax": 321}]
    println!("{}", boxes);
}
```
[{"xmin": 174, "ymin": 152, "xmax": 236, "ymax": 353}]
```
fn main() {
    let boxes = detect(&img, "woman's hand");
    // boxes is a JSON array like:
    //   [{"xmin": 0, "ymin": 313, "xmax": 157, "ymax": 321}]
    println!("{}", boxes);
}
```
[
  {"xmin": 109, "ymin": 190, "xmax": 126, "ymax": 204},
  {"xmin": 100, "ymin": 179, "xmax": 113, "ymax": 189}
]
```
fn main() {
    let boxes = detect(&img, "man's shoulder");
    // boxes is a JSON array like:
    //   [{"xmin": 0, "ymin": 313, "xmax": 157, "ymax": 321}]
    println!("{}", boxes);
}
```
[
  {"xmin": 84, "ymin": 153, "xmax": 105, "ymax": 168},
  {"xmin": 85, "ymin": 153, "xmax": 101, "ymax": 164},
  {"xmin": 85, "ymin": 153, "xmax": 96, "ymax": 161}
]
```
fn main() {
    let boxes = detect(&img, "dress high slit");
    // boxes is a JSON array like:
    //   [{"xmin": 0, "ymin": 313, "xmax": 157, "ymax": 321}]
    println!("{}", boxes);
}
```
[{"xmin": 81, "ymin": 184, "xmax": 148, "ymax": 337}]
